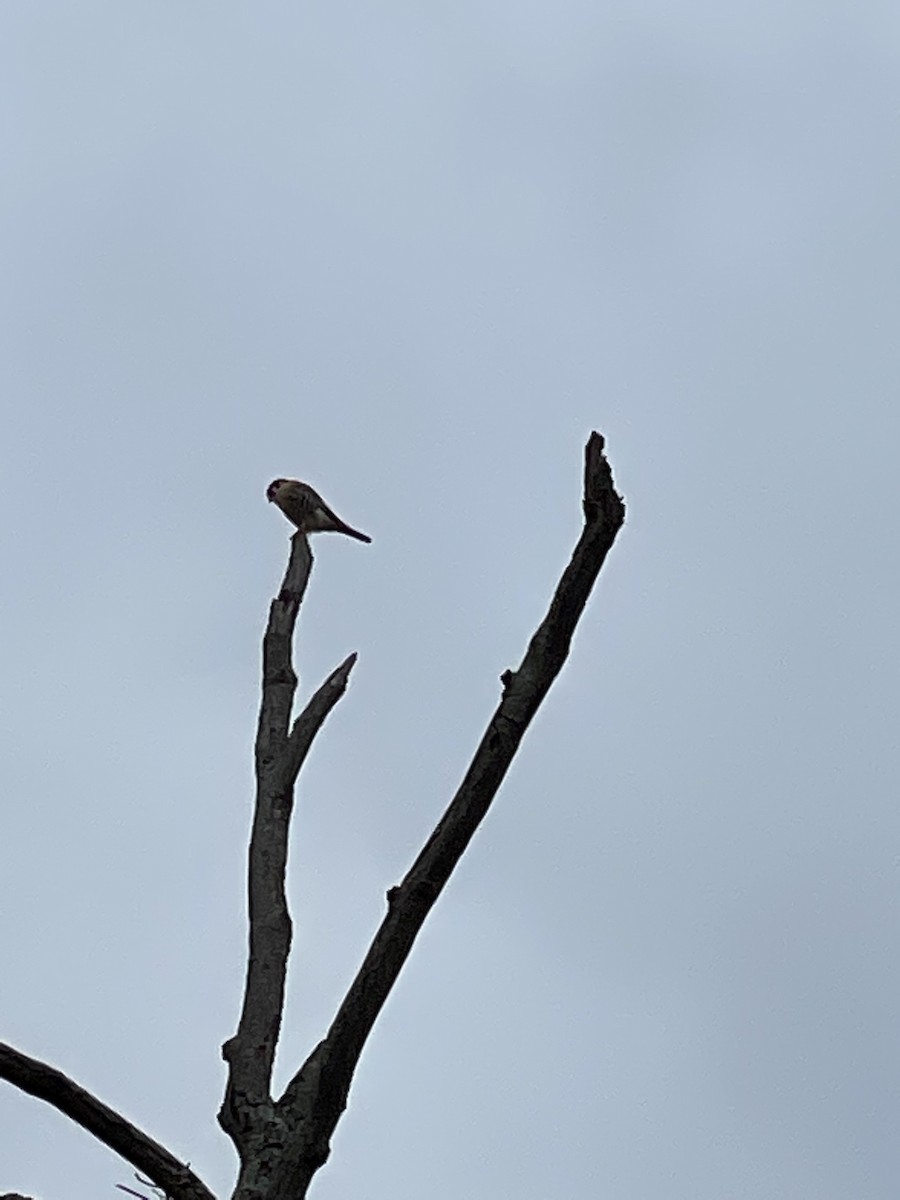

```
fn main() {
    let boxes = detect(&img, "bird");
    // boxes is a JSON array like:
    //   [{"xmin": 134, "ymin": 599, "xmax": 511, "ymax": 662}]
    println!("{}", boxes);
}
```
[{"xmin": 266, "ymin": 478, "xmax": 372, "ymax": 543}]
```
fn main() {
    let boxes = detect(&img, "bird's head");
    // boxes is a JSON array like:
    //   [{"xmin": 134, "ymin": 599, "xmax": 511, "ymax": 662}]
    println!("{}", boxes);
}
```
[{"xmin": 266, "ymin": 479, "xmax": 288, "ymax": 502}]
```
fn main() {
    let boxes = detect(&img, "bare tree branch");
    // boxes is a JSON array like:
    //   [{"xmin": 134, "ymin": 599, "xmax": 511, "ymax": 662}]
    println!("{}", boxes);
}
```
[
  {"xmin": 274, "ymin": 431, "xmax": 625, "ymax": 1185},
  {"xmin": 220, "ymin": 532, "xmax": 358, "ymax": 1161},
  {"xmin": 0, "ymin": 1043, "xmax": 215, "ymax": 1200},
  {"xmin": 280, "ymin": 653, "xmax": 358, "ymax": 791}
]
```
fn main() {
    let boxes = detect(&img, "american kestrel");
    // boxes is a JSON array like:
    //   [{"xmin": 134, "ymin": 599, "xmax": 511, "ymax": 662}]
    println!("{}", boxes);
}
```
[{"xmin": 266, "ymin": 478, "xmax": 372, "ymax": 543}]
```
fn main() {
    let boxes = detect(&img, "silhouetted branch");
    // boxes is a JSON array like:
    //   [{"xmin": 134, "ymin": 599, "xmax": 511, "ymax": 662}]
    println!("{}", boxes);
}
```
[
  {"xmin": 280, "ymin": 653, "xmax": 358, "ymax": 790},
  {"xmin": 275, "ymin": 431, "xmax": 625, "ymax": 1185},
  {"xmin": 220, "ymin": 532, "xmax": 357, "ymax": 1164},
  {"xmin": 4, "ymin": 439, "xmax": 621, "ymax": 1200},
  {"xmin": 0, "ymin": 1043, "xmax": 215, "ymax": 1200}
]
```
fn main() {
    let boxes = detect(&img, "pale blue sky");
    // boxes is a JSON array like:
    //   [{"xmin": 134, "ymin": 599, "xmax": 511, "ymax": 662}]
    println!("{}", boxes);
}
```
[{"xmin": 2, "ymin": 3, "xmax": 899, "ymax": 1198}]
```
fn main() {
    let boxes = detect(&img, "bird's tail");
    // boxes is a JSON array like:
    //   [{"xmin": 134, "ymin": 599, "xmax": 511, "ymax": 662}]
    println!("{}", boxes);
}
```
[{"xmin": 342, "ymin": 525, "xmax": 372, "ymax": 543}]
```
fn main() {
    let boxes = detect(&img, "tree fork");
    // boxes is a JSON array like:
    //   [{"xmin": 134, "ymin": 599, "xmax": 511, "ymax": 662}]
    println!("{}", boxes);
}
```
[{"xmin": 1, "ymin": 434, "xmax": 624, "ymax": 1200}]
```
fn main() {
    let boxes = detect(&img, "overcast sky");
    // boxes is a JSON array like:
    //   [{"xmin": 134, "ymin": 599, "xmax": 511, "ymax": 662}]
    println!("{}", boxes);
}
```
[{"xmin": 2, "ymin": 3, "xmax": 899, "ymax": 1198}]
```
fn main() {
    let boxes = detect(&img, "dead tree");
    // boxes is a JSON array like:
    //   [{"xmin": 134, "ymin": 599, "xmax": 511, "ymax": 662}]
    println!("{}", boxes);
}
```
[{"xmin": 0, "ymin": 433, "xmax": 625, "ymax": 1200}]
